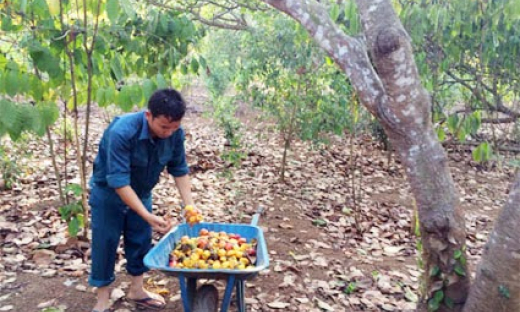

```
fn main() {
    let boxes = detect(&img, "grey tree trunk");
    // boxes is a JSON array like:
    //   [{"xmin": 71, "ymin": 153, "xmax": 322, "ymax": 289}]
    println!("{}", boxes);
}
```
[
  {"xmin": 462, "ymin": 174, "xmax": 520, "ymax": 312},
  {"xmin": 262, "ymin": 0, "xmax": 520, "ymax": 311}
]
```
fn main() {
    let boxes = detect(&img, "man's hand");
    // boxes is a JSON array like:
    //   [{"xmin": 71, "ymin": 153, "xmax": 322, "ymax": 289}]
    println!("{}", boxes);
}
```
[{"xmin": 145, "ymin": 213, "xmax": 173, "ymax": 234}]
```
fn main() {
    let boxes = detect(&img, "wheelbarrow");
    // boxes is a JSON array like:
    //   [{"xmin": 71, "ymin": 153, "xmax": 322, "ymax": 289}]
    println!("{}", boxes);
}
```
[{"xmin": 144, "ymin": 208, "xmax": 269, "ymax": 312}]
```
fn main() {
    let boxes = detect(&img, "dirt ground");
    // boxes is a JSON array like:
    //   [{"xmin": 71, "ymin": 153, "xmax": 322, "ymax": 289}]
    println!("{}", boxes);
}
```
[{"xmin": 0, "ymin": 90, "xmax": 516, "ymax": 312}]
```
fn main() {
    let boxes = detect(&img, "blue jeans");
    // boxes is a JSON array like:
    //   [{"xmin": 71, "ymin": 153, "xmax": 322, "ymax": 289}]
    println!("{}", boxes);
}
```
[{"xmin": 88, "ymin": 186, "xmax": 152, "ymax": 288}]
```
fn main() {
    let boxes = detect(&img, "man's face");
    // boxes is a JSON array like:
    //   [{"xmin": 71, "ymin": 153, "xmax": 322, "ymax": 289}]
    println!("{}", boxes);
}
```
[{"xmin": 145, "ymin": 111, "xmax": 181, "ymax": 139}]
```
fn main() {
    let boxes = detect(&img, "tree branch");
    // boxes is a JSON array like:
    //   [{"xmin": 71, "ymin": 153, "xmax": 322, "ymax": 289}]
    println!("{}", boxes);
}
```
[
  {"xmin": 149, "ymin": 0, "xmax": 254, "ymax": 30},
  {"xmin": 443, "ymin": 140, "xmax": 520, "ymax": 153},
  {"xmin": 262, "ymin": 0, "xmax": 385, "ymax": 116},
  {"xmin": 146, "ymin": 0, "xmax": 248, "ymax": 30},
  {"xmin": 447, "ymin": 69, "xmax": 520, "ymax": 119}
]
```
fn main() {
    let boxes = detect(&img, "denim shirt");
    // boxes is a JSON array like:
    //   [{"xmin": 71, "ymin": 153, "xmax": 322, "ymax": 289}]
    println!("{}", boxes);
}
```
[{"xmin": 90, "ymin": 111, "xmax": 189, "ymax": 198}]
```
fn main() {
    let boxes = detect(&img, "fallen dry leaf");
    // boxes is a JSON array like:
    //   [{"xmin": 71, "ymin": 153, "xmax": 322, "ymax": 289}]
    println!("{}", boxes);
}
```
[{"xmin": 267, "ymin": 301, "xmax": 290, "ymax": 309}]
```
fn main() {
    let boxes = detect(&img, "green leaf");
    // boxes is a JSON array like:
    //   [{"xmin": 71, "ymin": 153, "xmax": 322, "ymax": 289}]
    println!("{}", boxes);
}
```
[
  {"xmin": 468, "ymin": 111, "xmax": 481, "ymax": 134},
  {"xmin": 454, "ymin": 249, "xmax": 462, "ymax": 259},
  {"xmin": 436, "ymin": 127, "xmax": 445, "ymax": 141},
  {"xmin": 459, "ymin": 255, "xmax": 467, "ymax": 266},
  {"xmin": 29, "ymin": 45, "xmax": 63, "ymax": 80},
  {"xmin": 106, "ymin": 0, "xmax": 120, "ymax": 23},
  {"xmin": 454, "ymin": 264, "xmax": 466, "ymax": 276},
  {"xmin": 36, "ymin": 243, "xmax": 52, "ymax": 249},
  {"xmin": 68, "ymin": 217, "xmax": 80, "ymax": 237},
  {"xmin": 457, "ymin": 128, "xmax": 466, "ymax": 142},
  {"xmin": 190, "ymin": 58, "xmax": 199, "ymax": 73},
  {"xmin": 21, "ymin": 105, "xmax": 43, "ymax": 136},
  {"xmin": 330, "ymin": 4, "xmax": 340, "ymax": 21},
  {"xmin": 198, "ymin": 55, "xmax": 207, "ymax": 69},
  {"xmin": 472, "ymin": 142, "xmax": 493, "ymax": 163},
  {"xmin": 498, "ymin": 285, "xmax": 510, "ymax": 299},
  {"xmin": 0, "ymin": 100, "xmax": 17, "ymax": 130},
  {"xmin": 65, "ymin": 183, "xmax": 83, "ymax": 196},
  {"xmin": 156, "ymin": 74, "xmax": 168, "ymax": 88},
  {"xmin": 31, "ymin": 0, "xmax": 51, "ymax": 18},
  {"xmin": 105, "ymin": 87, "xmax": 116, "ymax": 105},
  {"xmin": 142, "ymin": 79, "xmax": 156, "ymax": 102},
  {"xmin": 1, "ymin": 16, "xmax": 13, "ymax": 31},
  {"xmin": 117, "ymin": 86, "xmax": 133, "ymax": 111},
  {"xmin": 6, "ymin": 60, "xmax": 18, "ymax": 71},
  {"xmin": 19, "ymin": 0, "xmax": 28, "ymax": 14},
  {"xmin": 41, "ymin": 308, "xmax": 62, "ymax": 312},
  {"xmin": 30, "ymin": 76, "xmax": 45, "ymax": 101},
  {"xmin": 343, "ymin": 282, "xmax": 356, "ymax": 294},
  {"xmin": 47, "ymin": 0, "xmax": 60, "ymax": 15},
  {"xmin": 427, "ymin": 298, "xmax": 440, "ymax": 312},
  {"xmin": 433, "ymin": 290, "xmax": 444, "ymax": 303},
  {"xmin": 110, "ymin": 56, "xmax": 124, "ymax": 82},
  {"xmin": 37, "ymin": 101, "xmax": 59, "ymax": 128},
  {"xmin": 70, "ymin": 202, "xmax": 83, "ymax": 214},
  {"xmin": 129, "ymin": 85, "xmax": 143, "ymax": 106},
  {"xmin": 5, "ymin": 71, "xmax": 20, "ymax": 97},
  {"xmin": 447, "ymin": 114, "xmax": 459, "ymax": 134},
  {"xmin": 312, "ymin": 218, "xmax": 328, "ymax": 227},
  {"xmin": 325, "ymin": 56, "xmax": 334, "ymax": 66},
  {"xmin": 429, "ymin": 266, "xmax": 440, "ymax": 277},
  {"xmin": 180, "ymin": 64, "xmax": 188, "ymax": 75},
  {"xmin": 96, "ymin": 88, "xmax": 106, "ymax": 107},
  {"xmin": 58, "ymin": 206, "xmax": 71, "ymax": 221},
  {"xmin": 119, "ymin": 0, "xmax": 136, "ymax": 19},
  {"xmin": 444, "ymin": 296, "xmax": 454, "ymax": 309},
  {"xmin": 76, "ymin": 213, "xmax": 84, "ymax": 227}
]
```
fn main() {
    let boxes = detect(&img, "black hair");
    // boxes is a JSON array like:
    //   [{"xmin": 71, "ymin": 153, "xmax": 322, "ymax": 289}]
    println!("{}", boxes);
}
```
[{"xmin": 147, "ymin": 88, "xmax": 186, "ymax": 121}]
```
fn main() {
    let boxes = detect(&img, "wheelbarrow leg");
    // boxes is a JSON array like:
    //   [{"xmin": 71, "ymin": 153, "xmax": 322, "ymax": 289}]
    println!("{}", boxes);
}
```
[
  {"xmin": 179, "ymin": 274, "xmax": 197, "ymax": 312},
  {"xmin": 219, "ymin": 274, "xmax": 236, "ymax": 312},
  {"xmin": 235, "ymin": 279, "xmax": 246, "ymax": 312}
]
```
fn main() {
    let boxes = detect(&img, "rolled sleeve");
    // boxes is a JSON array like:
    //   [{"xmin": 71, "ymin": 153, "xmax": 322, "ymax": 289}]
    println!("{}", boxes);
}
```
[
  {"xmin": 106, "ymin": 129, "xmax": 131, "ymax": 188},
  {"xmin": 167, "ymin": 129, "xmax": 190, "ymax": 177},
  {"xmin": 106, "ymin": 173, "xmax": 130, "ymax": 189}
]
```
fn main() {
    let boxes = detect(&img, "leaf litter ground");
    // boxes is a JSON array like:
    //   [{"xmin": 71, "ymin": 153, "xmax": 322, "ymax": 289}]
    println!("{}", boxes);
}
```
[{"xmin": 0, "ymin": 95, "xmax": 515, "ymax": 312}]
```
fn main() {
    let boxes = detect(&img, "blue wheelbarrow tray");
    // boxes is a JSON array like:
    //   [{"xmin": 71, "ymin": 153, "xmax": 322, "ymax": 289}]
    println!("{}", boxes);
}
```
[{"xmin": 144, "ymin": 213, "xmax": 269, "ymax": 312}]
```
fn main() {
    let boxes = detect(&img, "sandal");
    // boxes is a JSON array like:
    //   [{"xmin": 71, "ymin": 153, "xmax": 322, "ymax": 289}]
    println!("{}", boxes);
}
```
[{"xmin": 127, "ymin": 297, "xmax": 166, "ymax": 310}]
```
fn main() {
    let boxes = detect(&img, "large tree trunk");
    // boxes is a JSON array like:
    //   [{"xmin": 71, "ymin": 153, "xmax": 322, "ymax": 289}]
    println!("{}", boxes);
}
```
[
  {"xmin": 261, "ymin": 1, "xmax": 476, "ymax": 311},
  {"xmin": 463, "ymin": 173, "xmax": 520, "ymax": 312}
]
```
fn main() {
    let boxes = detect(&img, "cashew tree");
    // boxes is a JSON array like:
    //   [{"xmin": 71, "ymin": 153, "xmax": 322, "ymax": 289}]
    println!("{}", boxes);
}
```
[{"xmin": 259, "ymin": 1, "xmax": 519, "ymax": 312}]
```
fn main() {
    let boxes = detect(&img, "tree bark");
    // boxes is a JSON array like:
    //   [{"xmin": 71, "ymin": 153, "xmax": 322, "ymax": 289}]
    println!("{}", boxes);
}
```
[{"xmin": 463, "ymin": 173, "xmax": 520, "ymax": 312}]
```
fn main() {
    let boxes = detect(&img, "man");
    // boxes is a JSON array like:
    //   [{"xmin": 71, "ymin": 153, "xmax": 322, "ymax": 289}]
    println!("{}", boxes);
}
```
[{"xmin": 88, "ymin": 88, "xmax": 194, "ymax": 312}]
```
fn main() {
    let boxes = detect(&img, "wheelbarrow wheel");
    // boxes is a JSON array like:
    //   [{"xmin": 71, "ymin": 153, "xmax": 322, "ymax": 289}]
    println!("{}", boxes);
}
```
[{"xmin": 192, "ymin": 284, "xmax": 219, "ymax": 312}]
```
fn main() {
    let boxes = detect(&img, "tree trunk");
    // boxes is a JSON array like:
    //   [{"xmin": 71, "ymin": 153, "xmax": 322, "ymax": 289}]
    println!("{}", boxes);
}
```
[
  {"xmin": 463, "ymin": 173, "xmax": 520, "ymax": 312},
  {"xmin": 262, "ymin": 0, "xmax": 470, "ymax": 310},
  {"xmin": 46, "ymin": 127, "xmax": 65, "ymax": 205}
]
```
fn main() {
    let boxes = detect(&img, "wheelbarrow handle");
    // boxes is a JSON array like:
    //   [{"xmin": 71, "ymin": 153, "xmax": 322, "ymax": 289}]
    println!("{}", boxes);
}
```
[{"xmin": 250, "ymin": 206, "xmax": 264, "ymax": 226}]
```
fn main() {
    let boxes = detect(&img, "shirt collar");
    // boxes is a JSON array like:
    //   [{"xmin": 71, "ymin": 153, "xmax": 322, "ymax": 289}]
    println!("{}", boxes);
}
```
[{"xmin": 139, "ymin": 111, "xmax": 153, "ymax": 142}]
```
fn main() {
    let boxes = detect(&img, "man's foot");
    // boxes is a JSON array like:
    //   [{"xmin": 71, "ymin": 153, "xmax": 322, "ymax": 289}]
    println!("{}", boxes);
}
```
[
  {"xmin": 91, "ymin": 299, "xmax": 111, "ymax": 312},
  {"xmin": 127, "ymin": 289, "xmax": 166, "ymax": 310},
  {"xmin": 92, "ymin": 286, "xmax": 111, "ymax": 312}
]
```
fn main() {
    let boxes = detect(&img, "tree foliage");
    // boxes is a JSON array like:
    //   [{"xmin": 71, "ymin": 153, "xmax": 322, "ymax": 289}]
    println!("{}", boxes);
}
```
[
  {"xmin": 0, "ymin": 0, "xmax": 203, "ymax": 237},
  {"xmin": 200, "ymin": 12, "xmax": 362, "ymax": 179},
  {"xmin": 400, "ymin": 0, "xmax": 520, "ymax": 156},
  {"xmin": 0, "ymin": 0, "xmax": 203, "ymax": 139}
]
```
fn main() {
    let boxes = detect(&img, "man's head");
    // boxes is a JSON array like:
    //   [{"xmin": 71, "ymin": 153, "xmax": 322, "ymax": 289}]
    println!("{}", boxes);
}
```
[{"xmin": 145, "ymin": 88, "xmax": 186, "ymax": 139}]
